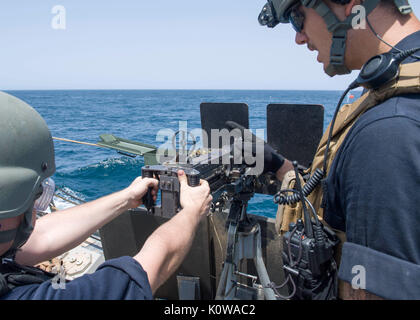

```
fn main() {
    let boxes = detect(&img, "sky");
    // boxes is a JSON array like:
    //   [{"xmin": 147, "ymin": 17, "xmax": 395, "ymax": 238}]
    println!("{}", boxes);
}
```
[{"xmin": 0, "ymin": 1, "xmax": 419, "ymax": 91}]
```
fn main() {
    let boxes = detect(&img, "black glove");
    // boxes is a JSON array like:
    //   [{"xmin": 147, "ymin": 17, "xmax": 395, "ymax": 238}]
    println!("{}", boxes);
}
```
[
  {"xmin": 225, "ymin": 121, "xmax": 285, "ymax": 174},
  {"xmin": 263, "ymin": 142, "xmax": 285, "ymax": 174}
]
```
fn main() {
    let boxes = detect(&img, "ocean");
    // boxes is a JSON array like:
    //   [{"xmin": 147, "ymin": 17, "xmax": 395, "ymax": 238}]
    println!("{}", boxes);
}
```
[{"xmin": 6, "ymin": 90, "xmax": 360, "ymax": 218}]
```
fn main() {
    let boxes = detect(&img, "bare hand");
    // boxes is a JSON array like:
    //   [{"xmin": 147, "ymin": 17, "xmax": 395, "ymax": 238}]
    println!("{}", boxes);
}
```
[
  {"xmin": 178, "ymin": 170, "xmax": 212, "ymax": 219},
  {"xmin": 125, "ymin": 177, "xmax": 159, "ymax": 208}
]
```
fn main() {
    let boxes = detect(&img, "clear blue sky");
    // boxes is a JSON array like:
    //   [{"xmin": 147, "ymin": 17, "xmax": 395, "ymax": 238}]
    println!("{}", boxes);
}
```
[{"xmin": 0, "ymin": 1, "xmax": 419, "ymax": 90}]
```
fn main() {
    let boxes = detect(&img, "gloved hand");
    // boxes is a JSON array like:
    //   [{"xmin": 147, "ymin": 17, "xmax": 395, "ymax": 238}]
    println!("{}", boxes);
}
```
[
  {"xmin": 225, "ymin": 121, "xmax": 285, "ymax": 174},
  {"xmin": 262, "ymin": 142, "xmax": 286, "ymax": 174}
]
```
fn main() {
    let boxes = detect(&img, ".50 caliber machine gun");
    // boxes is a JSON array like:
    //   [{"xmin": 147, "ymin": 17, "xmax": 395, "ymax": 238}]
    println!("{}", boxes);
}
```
[
  {"xmin": 140, "ymin": 122, "xmax": 278, "ymax": 299},
  {"xmin": 99, "ymin": 102, "xmax": 326, "ymax": 300}
]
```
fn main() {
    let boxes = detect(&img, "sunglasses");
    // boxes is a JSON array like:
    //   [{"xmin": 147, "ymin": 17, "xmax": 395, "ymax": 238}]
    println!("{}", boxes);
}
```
[{"xmin": 288, "ymin": 4, "xmax": 305, "ymax": 33}]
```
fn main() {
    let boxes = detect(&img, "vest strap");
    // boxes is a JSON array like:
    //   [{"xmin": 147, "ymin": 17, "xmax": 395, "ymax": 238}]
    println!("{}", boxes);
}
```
[
  {"xmin": 0, "ymin": 258, "xmax": 55, "ymax": 296},
  {"xmin": 0, "ymin": 228, "xmax": 17, "ymax": 243}
]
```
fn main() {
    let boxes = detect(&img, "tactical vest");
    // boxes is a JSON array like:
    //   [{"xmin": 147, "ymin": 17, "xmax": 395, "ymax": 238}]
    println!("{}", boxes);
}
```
[
  {"xmin": 0, "ymin": 258, "xmax": 55, "ymax": 297},
  {"xmin": 275, "ymin": 62, "xmax": 420, "ymax": 246}
]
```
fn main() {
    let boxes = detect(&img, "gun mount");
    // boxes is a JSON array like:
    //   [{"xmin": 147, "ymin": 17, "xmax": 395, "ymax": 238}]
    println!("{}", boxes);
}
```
[{"xmin": 99, "ymin": 102, "xmax": 325, "ymax": 300}]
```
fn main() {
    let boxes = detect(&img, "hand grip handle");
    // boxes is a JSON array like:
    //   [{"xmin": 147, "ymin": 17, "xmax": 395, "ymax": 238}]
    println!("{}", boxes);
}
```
[
  {"xmin": 189, "ymin": 174, "xmax": 200, "ymax": 187},
  {"xmin": 142, "ymin": 167, "xmax": 155, "ymax": 213}
]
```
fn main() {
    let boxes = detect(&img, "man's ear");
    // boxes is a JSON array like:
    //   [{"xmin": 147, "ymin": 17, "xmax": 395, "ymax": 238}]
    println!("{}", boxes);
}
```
[{"xmin": 345, "ymin": 0, "xmax": 359, "ymax": 17}]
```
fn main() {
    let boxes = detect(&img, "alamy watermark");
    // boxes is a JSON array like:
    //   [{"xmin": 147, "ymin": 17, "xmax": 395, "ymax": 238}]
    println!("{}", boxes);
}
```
[
  {"xmin": 48, "ymin": 4, "xmax": 370, "ymax": 32},
  {"xmin": 155, "ymin": 121, "xmax": 266, "ymax": 176},
  {"xmin": 351, "ymin": 5, "xmax": 367, "ymax": 30},
  {"xmin": 51, "ymin": 5, "xmax": 66, "ymax": 30},
  {"xmin": 351, "ymin": 265, "xmax": 366, "ymax": 290}
]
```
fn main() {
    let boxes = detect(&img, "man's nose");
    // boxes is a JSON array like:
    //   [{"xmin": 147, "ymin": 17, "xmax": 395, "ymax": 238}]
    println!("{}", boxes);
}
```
[{"xmin": 295, "ymin": 31, "xmax": 308, "ymax": 45}]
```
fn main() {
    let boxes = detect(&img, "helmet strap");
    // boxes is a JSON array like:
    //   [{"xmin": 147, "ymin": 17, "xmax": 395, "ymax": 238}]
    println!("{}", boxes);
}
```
[
  {"xmin": 0, "ymin": 207, "xmax": 34, "ymax": 260},
  {"xmin": 394, "ymin": 0, "xmax": 412, "ymax": 15},
  {"xmin": 301, "ymin": 0, "xmax": 381, "ymax": 76},
  {"xmin": 0, "ymin": 229, "xmax": 17, "ymax": 244}
]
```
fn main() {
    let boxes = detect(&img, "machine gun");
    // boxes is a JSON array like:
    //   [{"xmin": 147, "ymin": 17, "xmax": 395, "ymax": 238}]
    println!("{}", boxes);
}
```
[
  {"xmin": 98, "ymin": 102, "xmax": 327, "ymax": 300},
  {"xmin": 138, "ymin": 102, "xmax": 330, "ymax": 300},
  {"xmin": 141, "ymin": 124, "xmax": 278, "ymax": 300}
]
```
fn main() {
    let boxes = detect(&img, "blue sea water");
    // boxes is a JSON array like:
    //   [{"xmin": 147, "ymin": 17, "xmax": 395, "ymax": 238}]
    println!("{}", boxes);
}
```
[{"xmin": 6, "ymin": 90, "xmax": 360, "ymax": 218}]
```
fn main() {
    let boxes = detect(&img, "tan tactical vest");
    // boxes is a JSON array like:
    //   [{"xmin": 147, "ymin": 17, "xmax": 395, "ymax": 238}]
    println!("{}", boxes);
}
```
[{"xmin": 275, "ymin": 62, "xmax": 420, "ymax": 249}]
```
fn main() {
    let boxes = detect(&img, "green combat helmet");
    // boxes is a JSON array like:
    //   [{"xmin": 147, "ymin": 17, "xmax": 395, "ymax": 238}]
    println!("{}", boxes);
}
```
[
  {"xmin": 0, "ymin": 92, "xmax": 55, "ymax": 258},
  {"xmin": 258, "ymin": 0, "xmax": 413, "ymax": 77}
]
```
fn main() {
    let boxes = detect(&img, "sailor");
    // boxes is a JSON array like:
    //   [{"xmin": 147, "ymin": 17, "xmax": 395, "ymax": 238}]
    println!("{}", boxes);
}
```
[
  {"xmin": 0, "ymin": 92, "xmax": 212, "ymax": 299},
  {"xmin": 257, "ymin": 0, "xmax": 420, "ymax": 299}
]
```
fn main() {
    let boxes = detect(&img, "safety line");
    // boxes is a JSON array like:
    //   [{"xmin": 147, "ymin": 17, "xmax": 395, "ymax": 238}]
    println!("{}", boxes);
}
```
[{"xmin": 53, "ymin": 136, "xmax": 104, "ymax": 148}]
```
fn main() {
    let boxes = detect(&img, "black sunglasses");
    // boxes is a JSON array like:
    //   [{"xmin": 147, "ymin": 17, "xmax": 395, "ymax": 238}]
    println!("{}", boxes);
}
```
[{"xmin": 288, "ymin": 4, "xmax": 305, "ymax": 33}]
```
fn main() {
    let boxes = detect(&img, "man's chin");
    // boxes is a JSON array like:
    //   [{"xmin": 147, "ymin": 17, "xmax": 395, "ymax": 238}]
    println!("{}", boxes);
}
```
[
  {"xmin": 320, "ymin": 60, "xmax": 329, "ymax": 74},
  {"xmin": 317, "ymin": 56, "xmax": 327, "ymax": 69},
  {"xmin": 321, "ymin": 61, "xmax": 339, "ymax": 78}
]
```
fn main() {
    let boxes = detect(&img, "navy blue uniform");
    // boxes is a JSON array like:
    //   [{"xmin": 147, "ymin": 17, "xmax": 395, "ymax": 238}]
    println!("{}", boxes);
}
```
[
  {"xmin": 1, "ymin": 256, "xmax": 153, "ymax": 300},
  {"xmin": 324, "ymin": 31, "xmax": 420, "ymax": 299}
]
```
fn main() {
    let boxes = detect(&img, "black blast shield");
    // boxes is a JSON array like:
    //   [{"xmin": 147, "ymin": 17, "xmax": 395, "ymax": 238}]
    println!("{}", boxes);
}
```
[{"xmin": 267, "ymin": 104, "xmax": 324, "ymax": 168}]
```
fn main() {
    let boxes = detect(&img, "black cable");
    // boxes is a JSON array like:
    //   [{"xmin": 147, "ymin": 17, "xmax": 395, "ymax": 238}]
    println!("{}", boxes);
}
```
[
  {"xmin": 267, "ymin": 223, "xmax": 302, "ymax": 300},
  {"xmin": 267, "ymin": 274, "xmax": 297, "ymax": 300},
  {"xmin": 288, "ymin": 225, "xmax": 303, "ymax": 267},
  {"xmin": 273, "ymin": 84, "xmax": 358, "ymax": 208},
  {"xmin": 274, "ymin": 168, "xmax": 324, "ymax": 206},
  {"xmin": 274, "ymin": 82, "xmax": 355, "ymax": 206},
  {"xmin": 394, "ymin": 47, "xmax": 420, "ymax": 64},
  {"xmin": 322, "ymin": 82, "xmax": 359, "ymax": 175},
  {"xmin": 305, "ymin": 196, "xmax": 320, "ymax": 225},
  {"xmin": 366, "ymin": 16, "xmax": 420, "ymax": 60},
  {"xmin": 275, "ymin": 189, "xmax": 320, "ymax": 225}
]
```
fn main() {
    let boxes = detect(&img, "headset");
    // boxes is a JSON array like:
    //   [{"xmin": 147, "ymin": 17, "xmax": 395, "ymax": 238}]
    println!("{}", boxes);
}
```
[
  {"xmin": 356, "ymin": 48, "xmax": 420, "ymax": 89},
  {"xmin": 323, "ymin": 45, "xmax": 420, "ymax": 181}
]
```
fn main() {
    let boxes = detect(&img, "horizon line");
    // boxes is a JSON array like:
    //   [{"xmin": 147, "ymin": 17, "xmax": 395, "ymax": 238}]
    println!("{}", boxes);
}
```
[{"xmin": 3, "ymin": 88, "xmax": 363, "ymax": 92}]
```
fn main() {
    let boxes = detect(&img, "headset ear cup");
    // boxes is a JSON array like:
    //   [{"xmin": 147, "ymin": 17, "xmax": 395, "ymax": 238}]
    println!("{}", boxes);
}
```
[
  {"xmin": 356, "ymin": 52, "xmax": 399, "ymax": 90},
  {"xmin": 357, "ymin": 47, "xmax": 420, "ymax": 89}
]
